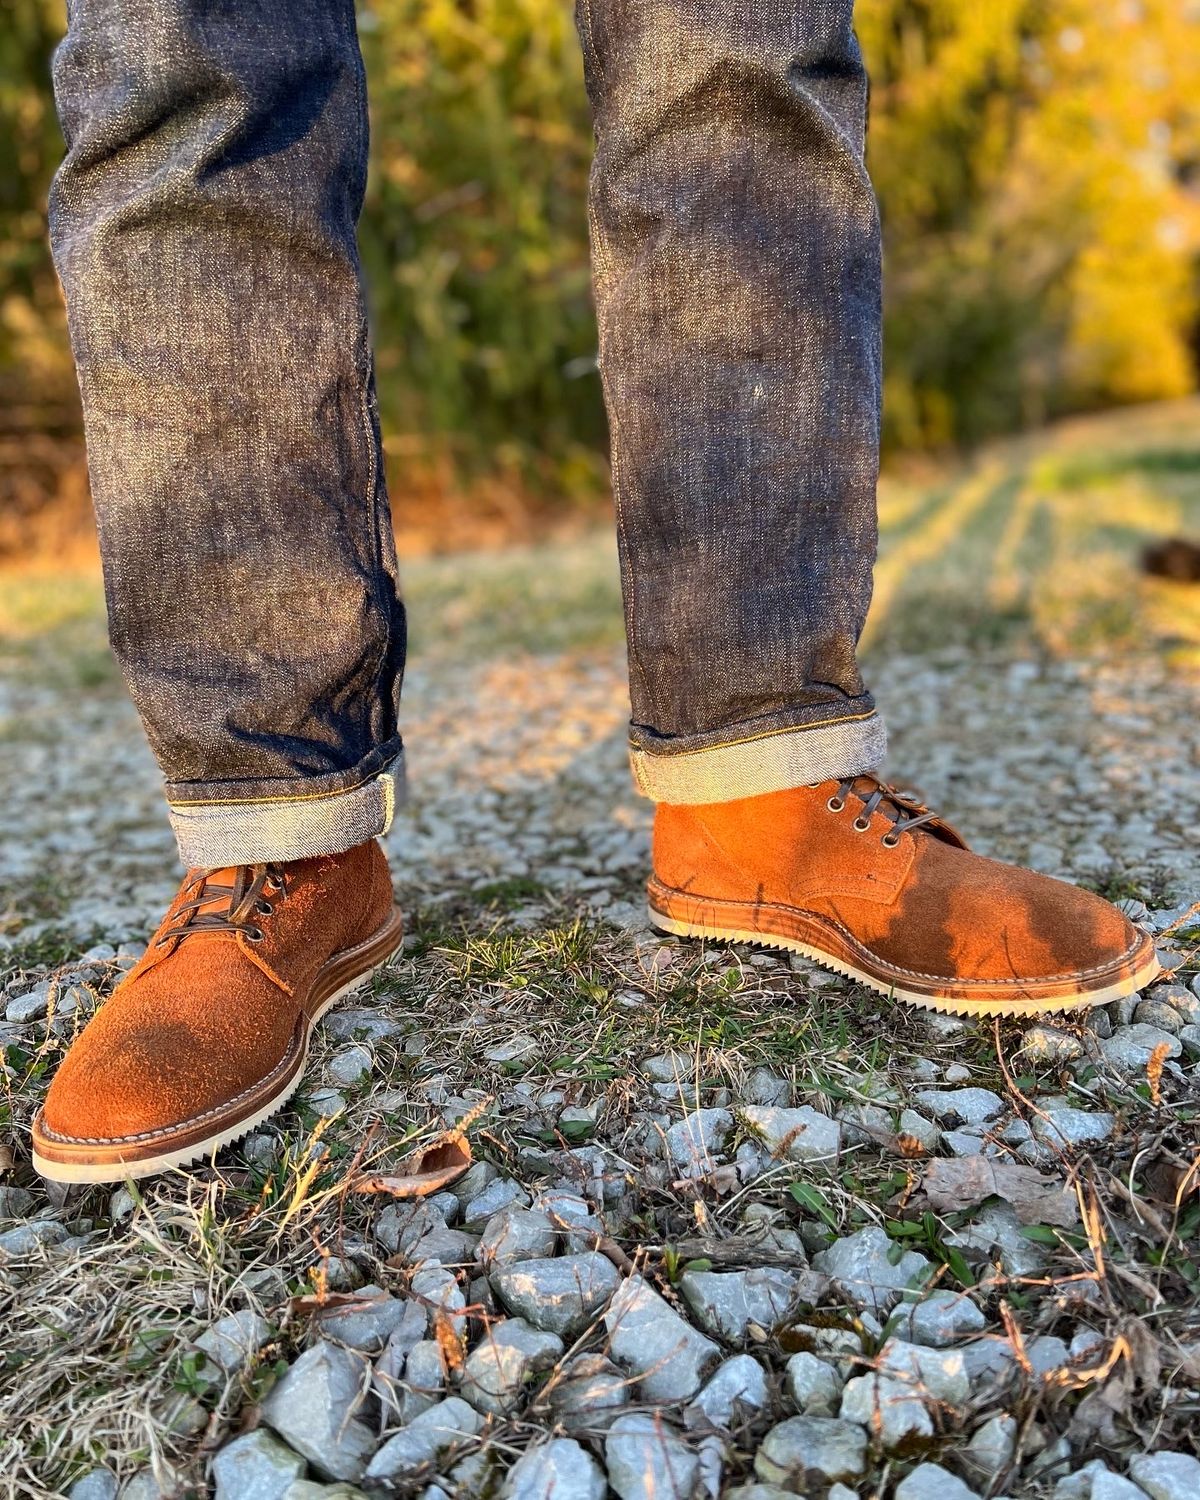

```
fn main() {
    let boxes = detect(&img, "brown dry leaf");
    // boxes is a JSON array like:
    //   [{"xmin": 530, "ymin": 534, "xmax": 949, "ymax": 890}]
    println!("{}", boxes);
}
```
[
  {"xmin": 353, "ymin": 1131, "xmax": 472, "ymax": 1199},
  {"xmin": 894, "ymin": 1133, "xmax": 928, "ymax": 1160},
  {"xmin": 921, "ymin": 1156, "xmax": 1079, "ymax": 1227},
  {"xmin": 0, "ymin": 1143, "xmax": 13, "ymax": 1174}
]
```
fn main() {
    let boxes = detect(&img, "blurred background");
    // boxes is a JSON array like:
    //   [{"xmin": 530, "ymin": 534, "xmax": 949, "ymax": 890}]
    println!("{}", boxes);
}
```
[{"xmin": 2, "ymin": 0, "xmax": 1200, "ymax": 662}]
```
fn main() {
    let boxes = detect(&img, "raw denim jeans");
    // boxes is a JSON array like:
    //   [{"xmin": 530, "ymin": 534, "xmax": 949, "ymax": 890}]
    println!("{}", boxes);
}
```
[{"xmin": 49, "ymin": 0, "xmax": 885, "ymax": 866}]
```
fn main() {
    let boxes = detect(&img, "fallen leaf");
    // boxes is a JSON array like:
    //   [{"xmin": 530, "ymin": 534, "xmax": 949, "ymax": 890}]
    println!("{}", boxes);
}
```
[
  {"xmin": 353, "ymin": 1131, "xmax": 472, "ymax": 1199},
  {"xmin": 920, "ymin": 1156, "xmax": 1079, "ymax": 1227}
]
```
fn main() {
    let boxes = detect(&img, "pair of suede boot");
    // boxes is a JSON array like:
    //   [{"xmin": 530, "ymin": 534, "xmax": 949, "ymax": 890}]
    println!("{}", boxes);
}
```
[{"xmin": 32, "ymin": 777, "xmax": 1155, "ymax": 1182}]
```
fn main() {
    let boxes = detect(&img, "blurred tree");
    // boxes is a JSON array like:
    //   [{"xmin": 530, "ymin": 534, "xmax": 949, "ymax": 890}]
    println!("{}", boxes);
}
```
[
  {"xmin": 859, "ymin": 0, "xmax": 1200, "ymax": 447},
  {"xmin": 0, "ymin": 0, "xmax": 1197, "ymax": 510}
]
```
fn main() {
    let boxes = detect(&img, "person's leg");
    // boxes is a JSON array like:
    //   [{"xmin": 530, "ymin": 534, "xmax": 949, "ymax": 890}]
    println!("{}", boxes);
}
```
[
  {"xmin": 576, "ymin": 0, "xmax": 883, "ymax": 800},
  {"xmin": 50, "ymin": 0, "xmax": 405, "ymax": 866},
  {"xmin": 33, "ymin": 0, "xmax": 404, "ymax": 1182},
  {"xmin": 577, "ymin": 0, "xmax": 1158, "ymax": 1014}
]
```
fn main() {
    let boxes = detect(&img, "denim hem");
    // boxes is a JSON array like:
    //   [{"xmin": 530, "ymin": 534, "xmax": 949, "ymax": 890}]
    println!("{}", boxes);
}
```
[
  {"xmin": 166, "ymin": 752, "xmax": 405, "ymax": 866},
  {"xmin": 628, "ymin": 712, "xmax": 886, "ymax": 803}
]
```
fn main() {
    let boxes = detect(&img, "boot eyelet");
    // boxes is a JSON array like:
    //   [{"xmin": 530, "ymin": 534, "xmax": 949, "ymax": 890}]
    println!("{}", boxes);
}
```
[
  {"xmin": 881, "ymin": 832, "xmax": 900, "ymax": 848},
  {"xmin": 255, "ymin": 899, "xmax": 273, "ymax": 915},
  {"xmin": 853, "ymin": 816, "xmax": 871, "ymax": 832},
  {"xmin": 246, "ymin": 926, "xmax": 265, "ymax": 943},
  {"xmin": 827, "ymin": 797, "xmax": 845, "ymax": 813}
]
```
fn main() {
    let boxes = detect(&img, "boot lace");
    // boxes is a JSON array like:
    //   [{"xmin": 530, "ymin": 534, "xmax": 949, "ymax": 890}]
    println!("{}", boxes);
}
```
[
  {"xmin": 155, "ymin": 863, "xmax": 289, "ymax": 947},
  {"xmin": 824, "ymin": 776, "xmax": 941, "ymax": 848}
]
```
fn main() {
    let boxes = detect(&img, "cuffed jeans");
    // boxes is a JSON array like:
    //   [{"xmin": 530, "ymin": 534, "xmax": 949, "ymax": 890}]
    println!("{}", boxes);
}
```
[{"xmin": 49, "ymin": 0, "xmax": 885, "ymax": 867}]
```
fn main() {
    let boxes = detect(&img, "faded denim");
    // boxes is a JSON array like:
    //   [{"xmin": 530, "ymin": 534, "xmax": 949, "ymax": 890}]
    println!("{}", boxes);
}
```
[{"xmin": 49, "ymin": 0, "xmax": 884, "ymax": 865}]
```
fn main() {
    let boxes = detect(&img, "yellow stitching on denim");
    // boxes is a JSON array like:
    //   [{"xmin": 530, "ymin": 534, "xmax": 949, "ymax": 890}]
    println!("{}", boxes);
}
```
[
  {"xmin": 627, "ymin": 709, "xmax": 877, "ymax": 758},
  {"xmin": 168, "ymin": 765, "xmax": 397, "ymax": 809}
]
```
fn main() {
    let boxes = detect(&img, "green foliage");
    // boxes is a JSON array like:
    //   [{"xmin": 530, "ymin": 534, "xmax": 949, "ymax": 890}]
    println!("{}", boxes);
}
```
[{"xmin": 0, "ymin": 0, "xmax": 1197, "ymax": 494}]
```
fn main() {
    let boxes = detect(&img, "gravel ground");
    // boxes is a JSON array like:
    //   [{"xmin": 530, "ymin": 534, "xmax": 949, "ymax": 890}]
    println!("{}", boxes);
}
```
[{"xmin": 1, "ymin": 534, "xmax": 1199, "ymax": 1500}]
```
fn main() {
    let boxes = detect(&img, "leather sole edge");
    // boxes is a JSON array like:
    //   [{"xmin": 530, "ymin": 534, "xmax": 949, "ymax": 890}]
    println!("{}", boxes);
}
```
[{"xmin": 646, "ymin": 889, "xmax": 1160, "ymax": 1019}]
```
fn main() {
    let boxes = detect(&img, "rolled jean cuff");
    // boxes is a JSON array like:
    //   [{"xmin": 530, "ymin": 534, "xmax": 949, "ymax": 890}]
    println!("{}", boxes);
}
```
[
  {"xmin": 628, "ymin": 703, "xmax": 886, "ymax": 804},
  {"xmin": 165, "ymin": 746, "xmax": 405, "ymax": 867}
]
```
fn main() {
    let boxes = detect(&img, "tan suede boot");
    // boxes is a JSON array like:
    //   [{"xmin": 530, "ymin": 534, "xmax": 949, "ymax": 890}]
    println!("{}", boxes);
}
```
[
  {"xmin": 649, "ymin": 778, "xmax": 1158, "ymax": 1017},
  {"xmin": 32, "ymin": 839, "xmax": 402, "ymax": 1182}
]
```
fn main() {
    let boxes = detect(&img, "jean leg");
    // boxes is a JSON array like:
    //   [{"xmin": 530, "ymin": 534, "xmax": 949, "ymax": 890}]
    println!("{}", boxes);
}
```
[
  {"xmin": 49, "ymin": 0, "xmax": 406, "ymax": 864},
  {"xmin": 575, "ymin": 0, "xmax": 885, "ymax": 801}
]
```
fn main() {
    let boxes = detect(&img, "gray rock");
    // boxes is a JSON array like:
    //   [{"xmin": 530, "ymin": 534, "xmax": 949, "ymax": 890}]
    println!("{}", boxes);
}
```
[
  {"xmin": 1032, "ymin": 1107, "xmax": 1116, "ymax": 1148},
  {"xmin": 812, "ymin": 1227, "xmax": 932, "ymax": 1312},
  {"xmin": 410, "ymin": 1266, "xmax": 467, "ymax": 1338},
  {"xmin": 68, "ymin": 1470, "xmax": 119, "ymax": 1500},
  {"xmin": 840, "ymin": 1371, "xmax": 932, "ymax": 1446},
  {"xmin": 665, "ymin": 1108, "xmax": 732, "ymax": 1177},
  {"xmin": 724, "ymin": 1488, "xmax": 794, "ymax": 1500},
  {"xmin": 1134, "ymin": 997, "xmax": 1186, "ymax": 1033},
  {"xmin": 484, "ymin": 1035, "xmax": 538, "ymax": 1066},
  {"xmin": 322, "ymin": 1007, "xmax": 402, "ymax": 1042},
  {"xmin": 1026, "ymin": 1334, "xmax": 1069, "ymax": 1378},
  {"xmin": 547, "ymin": 1352, "xmax": 629, "ymax": 1433},
  {"xmin": 912, "ymin": 1088, "xmax": 1005, "ymax": 1125},
  {"xmin": 328, "ymin": 1045, "xmax": 372, "ymax": 1086},
  {"xmin": 897, "ymin": 1109, "xmax": 940, "ymax": 1152},
  {"xmin": 314, "ymin": 1286, "xmax": 414, "ymax": 1354},
  {"xmin": 685, "ymin": 1355, "xmax": 771, "ymax": 1430},
  {"xmin": 897, "ymin": 1289, "xmax": 987, "ymax": 1347},
  {"xmin": 491, "ymin": 1253, "xmax": 618, "ymax": 1339},
  {"xmin": 212, "ymin": 1430, "xmax": 306, "ymax": 1500},
  {"xmin": 477, "ymin": 1207, "xmax": 556, "ymax": 1267},
  {"xmin": 0, "ymin": 1186, "xmax": 34, "ymax": 1219},
  {"xmin": 754, "ymin": 1416, "xmax": 867, "ymax": 1489},
  {"xmin": 196, "ymin": 1308, "xmax": 271, "ymax": 1374},
  {"xmin": 1054, "ymin": 1463, "xmax": 1147, "ymax": 1500},
  {"xmin": 261, "ymin": 1343, "xmax": 375, "ymax": 1482},
  {"xmin": 1020, "ymin": 1026, "xmax": 1085, "ymax": 1064},
  {"xmin": 604, "ymin": 1274, "xmax": 721, "ymax": 1401},
  {"xmin": 876, "ymin": 1338, "xmax": 970, "ymax": 1404},
  {"xmin": 639, "ymin": 1051, "xmax": 692, "ymax": 1083},
  {"xmin": 1100, "ymin": 1024, "xmax": 1181, "ymax": 1071},
  {"xmin": 501, "ymin": 1438, "xmax": 606, "ymax": 1500},
  {"xmin": 743, "ymin": 1067, "xmax": 791, "ymax": 1107},
  {"xmin": 895, "ymin": 1463, "xmax": 981, "ymax": 1500},
  {"xmin": 1149, "ymin": 983, "xmax": 1200, "ymax": 1024},
  {"xmin": 742, "ymin": 1105, "xmax": 842, "ymax": 1163},
  {"xmin": 964, "ymin": 1413, "xmax": 1017, "ymax": 1475},
  {"xmin": 6, "ymin": 980, "xmax": 51, "ymax": 1023},
  {"xmin": 396, "ymin": 1339, "xmax": 445, "ymax": 1423},
  {"xmin": 462, "ymin": 1178, "xmax": 530, "ymax": 1230},
  {"xmin": 679, "ymin": 1267, "xmax": 798, "ymax": 1343},
  {"xmin": 281, "ymin": 1487, "xmax": 370, "ymax": 1500},
  {"xmin": 530, "ymin": 1189, "xmax": 603, "ymax": 1250},
  {"xmin": 459, "ymin": 1317, "xmax": 563, "ymax": 1416},
  {"xmin": 364, "ymin": 1397, "xmax": 484, "ymax": 1483},
  {"xmin": 0, "ymin": 1220, "xmax": 68, "ymax": 1256},
  {"xmin": 120, "ymin": 1472, "xmax": 171, "ymax": 1500},
  {"xmin": 450, "ymin": 1161, "xmax": 498, "ymax": 1207},
  {"xmin": 1128, "ymin": 1451, "xmax": 1200, "ymax": 1500},
  {"xmin": 947, "ymin": 1200, "xmax": 1047, "ymax": 1278},
  {"xmin": 605, "ymin": 1413, "xmax": 699, "ymax": 1500},
  {"xmin": 784, "ymin": 1351, "xmax": 844, "ymax": 1415},
  {"xmin": 1179, "ymin": 1025, "xmax": 1200, "ymax": 1059},
  {"xmin": 944, "ymin": 1128, "xmax": 986, "ymax": 1156},
  {"xmin": 837, "ymin": 1102, "xmax": 893, "ymax": 1147}
]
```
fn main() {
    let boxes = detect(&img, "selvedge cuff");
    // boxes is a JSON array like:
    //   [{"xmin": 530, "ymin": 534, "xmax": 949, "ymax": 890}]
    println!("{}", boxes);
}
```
[
  {"xmin": 629, "ymin": 710, "xmax": 886, "ymax": 804},
  {"xmin": 167, "ymin": 755, "xmax": 404, "ymax": 866}
]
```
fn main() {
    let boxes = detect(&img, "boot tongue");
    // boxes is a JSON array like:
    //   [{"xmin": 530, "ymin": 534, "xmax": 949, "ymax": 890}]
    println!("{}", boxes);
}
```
[{"xmin": 184, "ymin": 866, "xmax": 259, "ymax": 931}]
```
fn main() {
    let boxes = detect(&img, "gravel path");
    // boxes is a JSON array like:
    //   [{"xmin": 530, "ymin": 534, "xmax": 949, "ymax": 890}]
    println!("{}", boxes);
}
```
[{"xmin": 1, "ymin": 563, "xmax": 1199, "ymax": 1500}]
